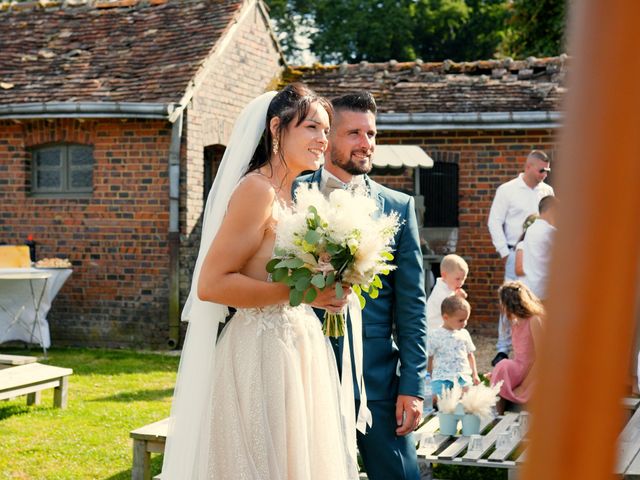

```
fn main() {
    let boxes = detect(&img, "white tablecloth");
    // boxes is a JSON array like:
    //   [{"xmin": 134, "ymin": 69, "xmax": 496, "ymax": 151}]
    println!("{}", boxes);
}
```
[{"xmin": 0, "ymin": 268, "xmax": 72, "ymax": 349}]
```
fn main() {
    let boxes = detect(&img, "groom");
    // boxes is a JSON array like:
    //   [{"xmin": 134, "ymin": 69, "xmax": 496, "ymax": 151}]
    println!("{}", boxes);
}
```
[{"xmin": 298, "ymin": 92, "xmax": 427, "ymax": 480}]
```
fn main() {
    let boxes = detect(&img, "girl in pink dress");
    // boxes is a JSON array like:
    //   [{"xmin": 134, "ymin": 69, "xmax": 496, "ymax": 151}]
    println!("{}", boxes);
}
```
[{"xmin": 490, "ymin": 281, "xmax": 544, "ymax": 414}]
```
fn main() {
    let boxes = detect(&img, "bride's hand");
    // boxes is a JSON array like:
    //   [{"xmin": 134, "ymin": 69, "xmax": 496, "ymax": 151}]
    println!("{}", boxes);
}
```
[{"xmin": 308, "ymin": 284, "xmax": 352, "ymax": 313}]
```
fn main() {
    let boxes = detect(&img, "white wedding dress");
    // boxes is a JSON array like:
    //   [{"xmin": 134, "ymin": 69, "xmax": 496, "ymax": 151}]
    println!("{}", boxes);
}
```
[
  {"xmin": 206, "ymin": 197, "xmax": 355, "ymax": 479},
  {"xmin": 209, "ymin": 303, "xmax": 354, "ymax": 478}
]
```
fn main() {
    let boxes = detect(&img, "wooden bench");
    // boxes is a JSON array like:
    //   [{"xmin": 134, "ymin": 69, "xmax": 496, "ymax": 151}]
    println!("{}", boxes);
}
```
[
  {"xmin": 417, "ymin": 398, "xmax": 640, "ymax": 480},
  {"xmin": 0, "ymin": 353, "xmax": 38, "ymax": 370},
  {"xmin": 0, "ymin": 362, "xmax": 72, "ymax": 408},
  {"xmin": 416, "ymin": 411, "xmax": 524, "ymax": 479},
  {"xmin": 130, "ymin": 417, "xmax": 170, "ymax": 480}
]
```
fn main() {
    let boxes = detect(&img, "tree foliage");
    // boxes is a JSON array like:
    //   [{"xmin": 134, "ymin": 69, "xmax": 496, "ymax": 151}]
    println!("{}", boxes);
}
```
[
  {"xmin": 499, "ymin": 0, "xmax": 567, "ymax": 58},
  {"xmin": 266, "ymin": 0, "xmax": 566, "ymax": 64}
]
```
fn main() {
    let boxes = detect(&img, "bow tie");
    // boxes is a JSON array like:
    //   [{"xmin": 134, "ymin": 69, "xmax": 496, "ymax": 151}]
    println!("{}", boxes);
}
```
[{"xmin": 323, "ymin": 176, "xmax": 348, "ymax": 194}]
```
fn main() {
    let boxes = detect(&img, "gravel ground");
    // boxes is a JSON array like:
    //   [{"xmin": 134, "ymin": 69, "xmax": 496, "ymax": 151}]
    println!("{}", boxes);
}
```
[{"xmin": 468, "ymin": 322, "xmax": 499, "ymax": 376}]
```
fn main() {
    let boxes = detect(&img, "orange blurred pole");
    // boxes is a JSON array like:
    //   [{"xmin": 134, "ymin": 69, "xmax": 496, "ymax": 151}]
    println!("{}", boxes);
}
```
[{"xmin": 522, "ymin": 2, "xmax": 640, "ymax": 480}]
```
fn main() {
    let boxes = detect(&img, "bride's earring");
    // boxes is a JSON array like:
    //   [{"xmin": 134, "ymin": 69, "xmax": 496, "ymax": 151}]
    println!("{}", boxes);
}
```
[{"xmin": 272, "ymin": 137, "xmax": 279, "ymax": 155}]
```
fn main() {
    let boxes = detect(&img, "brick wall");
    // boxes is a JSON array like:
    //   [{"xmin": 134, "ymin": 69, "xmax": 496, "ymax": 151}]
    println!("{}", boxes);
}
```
[
  {"xmin": 376, "ymin": 129, "xmax": 559, "ymax": 326},
  {"xmin": 179, "ymin": 1, "xmax": 283, "ymax": 312},
  {"xmin": 0, "ymin": 118, "xmax": 173, "ymax": 347}
]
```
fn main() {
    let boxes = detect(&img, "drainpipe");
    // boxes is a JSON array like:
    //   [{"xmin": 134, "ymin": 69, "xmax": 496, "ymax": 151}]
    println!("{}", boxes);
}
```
[{"xmin": 167, "ymin": 110, "xmax": 183, "ymax": 349}]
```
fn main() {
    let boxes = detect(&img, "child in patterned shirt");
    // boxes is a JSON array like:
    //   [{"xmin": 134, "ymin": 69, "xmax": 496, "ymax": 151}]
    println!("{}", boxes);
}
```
[{"xmin": 427, "ymin": 295, "xmax": 480, "ymax": 406}]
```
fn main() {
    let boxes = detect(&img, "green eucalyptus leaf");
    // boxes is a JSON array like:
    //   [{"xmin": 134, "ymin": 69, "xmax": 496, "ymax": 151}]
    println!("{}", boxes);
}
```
[
  {"xmin": 311, "ymin": 274, "xmax": 325, "ymax": 289},
  {"xmin": 266, "ymin": 258, "xmax": 280, "ymax": 273},
  {"xmin": 304, "ymin": 229, "xmax": 321, "ymax": 245},
  {"xmin": 295, "ymin": 276, "xmax": 311, "ymax": 291},
  {"xmin": 290, "ymin": 289, "xmax": 304, "ymax": 306},
  {"xmin": 326, "ymin": 271, "xmax": 335, "ymax": 286},
  {"xmin": 304, "ymin": 287, "xmax": 318, "ymax": 303},
  {"xmin": 373, "ymin": 275, "xmax": 383, "ymax": 289},
  {"xmin": 335, "ymin": 282, "xmax": 343, "ymax": 299},
  {"xmin": 273, "ymin": 268, "xmax": 288, "ymax": 282},
  {"xmin": 284, "ymin": 258, "xmax": 305, "ymax": 269},
  {"xmin": 291, "ymin": 268, "xmax": 312, "ymax": 281}
]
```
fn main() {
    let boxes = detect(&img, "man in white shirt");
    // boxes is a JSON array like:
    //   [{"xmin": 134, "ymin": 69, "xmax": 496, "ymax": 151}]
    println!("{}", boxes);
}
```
[
  {"xmin": 488, "ymin": 150, "xmax": 554, "ymax": 365},
  {"xmin": 519, "ymin": 195, "xmax": 558, "ymax": 299}
]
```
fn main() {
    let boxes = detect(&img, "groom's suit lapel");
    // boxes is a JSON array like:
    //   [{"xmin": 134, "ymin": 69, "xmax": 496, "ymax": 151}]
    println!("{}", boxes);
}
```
[{"xmin": 364, "ymin": 176, "xmax": 385, "ymax": 216}]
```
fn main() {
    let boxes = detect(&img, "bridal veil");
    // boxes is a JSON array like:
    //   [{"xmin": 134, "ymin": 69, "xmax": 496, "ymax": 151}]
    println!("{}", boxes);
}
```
[{"xmin": 161, "ymin": 91, "xmax": 277, "ymax": 479}]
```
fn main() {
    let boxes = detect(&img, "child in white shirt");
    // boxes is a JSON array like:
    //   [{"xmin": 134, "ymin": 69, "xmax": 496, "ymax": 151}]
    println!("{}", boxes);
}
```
[
  {"xmin": 427, "ymin": 296, "xmax": 480, "ymax": 404},
  {"xmin": 426, "ymin": 254, "xmax": 469, "ymax": 333}
]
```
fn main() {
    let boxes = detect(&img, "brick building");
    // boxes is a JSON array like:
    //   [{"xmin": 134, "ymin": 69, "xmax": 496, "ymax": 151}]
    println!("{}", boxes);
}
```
[
  {"xmin": 0, "ymin": 0, "xmax": 283, "ymax": 347},
  {"xmin": 283, "ymin": 57, "xmax": 566, "ymax": 325}
]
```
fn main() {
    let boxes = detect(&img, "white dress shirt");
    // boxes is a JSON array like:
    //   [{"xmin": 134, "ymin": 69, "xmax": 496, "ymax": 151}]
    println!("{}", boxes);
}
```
[
  {"xmin": 520, "ymin": 218, "xmax": 556, "ymax": 299},
  {"xmin": 488, "ymin": 173, "xmax": 554, "ymax": 258},
  {"xmin": 320, "ymin": 168, "xmax": 365, "ymax": 192},
  {"xmin": 426, "ymin": 278, "xmax": 454, "ymax": 333}
]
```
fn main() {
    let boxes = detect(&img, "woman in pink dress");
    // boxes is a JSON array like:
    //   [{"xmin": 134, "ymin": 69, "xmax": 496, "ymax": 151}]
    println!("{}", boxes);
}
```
[{"xmin": 490, "ymin": 281, "xmax": 544, "ymax": 414}]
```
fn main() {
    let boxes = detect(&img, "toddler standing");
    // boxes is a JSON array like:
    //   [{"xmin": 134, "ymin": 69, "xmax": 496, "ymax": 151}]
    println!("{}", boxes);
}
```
[
  {"xmin": 427, "ymin": 296, "xmax": 480, "ymax": 405},
  {"xmin": 427, "ymin": 254, "xmax": 469, "ymax": 333}
]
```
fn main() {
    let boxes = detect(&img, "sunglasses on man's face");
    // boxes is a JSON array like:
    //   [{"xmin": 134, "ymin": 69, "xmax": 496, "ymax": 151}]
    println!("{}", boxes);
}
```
[{"xmin": 539, "ymin": 167, "xmax": 551, "ymax": 174}]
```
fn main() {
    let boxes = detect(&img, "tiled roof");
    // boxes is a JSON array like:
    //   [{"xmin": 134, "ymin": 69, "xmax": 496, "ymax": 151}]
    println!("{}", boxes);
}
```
[
  {"xmin": 0, "ymin": 0, "xmax": 246, "ymax": 105},
  {"xmin": 283, "ymin": 56, "xmax": 568, "ymax": 113}
]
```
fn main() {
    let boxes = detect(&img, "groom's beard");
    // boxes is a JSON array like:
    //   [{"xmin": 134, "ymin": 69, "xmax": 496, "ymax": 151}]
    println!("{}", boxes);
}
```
[{"xmin": 328, "ymin": 145, "xmax": 373, "ymax": 176}]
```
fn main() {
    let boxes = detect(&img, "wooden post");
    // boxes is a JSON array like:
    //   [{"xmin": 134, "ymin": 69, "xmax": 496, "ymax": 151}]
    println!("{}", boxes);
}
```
[
  {"xmin": 26, "ymin": 391, "xmax": 41, "ymax": 406},
  {"xmin": 54, "ymin": 376, "xmax": 68, "ymax": 408},
  {"xmin": 521, "ymin": 2, "xmax": 640, "ymax": 480},
  {"xmin": 132, "ymin": 439, "xmax": 151, "ymax": 480}
]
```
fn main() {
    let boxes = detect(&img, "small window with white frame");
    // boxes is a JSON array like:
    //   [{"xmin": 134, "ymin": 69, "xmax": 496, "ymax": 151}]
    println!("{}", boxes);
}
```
[{"xmin": 31, "ymin": 144, "xmax": 94, "ymax": 196}]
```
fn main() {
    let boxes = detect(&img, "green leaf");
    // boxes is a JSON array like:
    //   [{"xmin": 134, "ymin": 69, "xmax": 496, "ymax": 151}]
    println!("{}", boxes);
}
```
[
  {"xmin": 295, "ymin": 276, "xmax": 311, "ymax": 292},
  {"xmin": 291, "ymin": 268, "xmax": 312, "ymax": 281},
  {"xmin": 304, "ymin": 229, "xmax": 321, "ymax": 245},
  {"xmin": 290, "ymin": 289, "xmax": 304, "ymax": 306},
  {"xmin": 272, "ymin": 268, "xmax": 288, "ymax": 282},
  {"xmin": 304, "ymin": 287, "xmax": 318, "ymax": 303},
  {"xmin": 381, "ymin": 251, "xmax": 394, "ymax": 261},
  {"xmin": 326, "ymin": 271, "xmax": 335, "ymax": 286},
  {"xmin": 335, "ymin": 282, "xmax": 343, "ymax": 299},
  {"xmin": 266, "ymin": 258, "xmax": 280, "ymax": 273},
  {"xmin": 277, "ymin": 257, "xmax": 305, "ymax": 269},
  {"xmin": 372, "ymin": 275, "xmax": 383, "ymax": 289},
  {"xmin": 369, "ymin": 287, "xmax": 379, "ymax": 299},
  {"xmin": 311, "ymin": 274, "xmax": 325, "ymax": 289}
]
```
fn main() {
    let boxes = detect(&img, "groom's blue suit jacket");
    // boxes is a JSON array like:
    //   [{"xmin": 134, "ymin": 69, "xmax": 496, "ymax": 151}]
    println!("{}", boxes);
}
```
[{"xmin": 296, "ymin": 168, "xmax": 428, "ymax": 401}]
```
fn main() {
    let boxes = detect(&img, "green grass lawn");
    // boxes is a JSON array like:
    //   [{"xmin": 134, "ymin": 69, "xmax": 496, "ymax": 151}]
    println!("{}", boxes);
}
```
[
  {"xmin": 0, "ymin": 347, "xmax": 178, "ymax": 480},
  {"xmin": 0, "ymin": 347, "xmax": 507, "ymax": 480}
]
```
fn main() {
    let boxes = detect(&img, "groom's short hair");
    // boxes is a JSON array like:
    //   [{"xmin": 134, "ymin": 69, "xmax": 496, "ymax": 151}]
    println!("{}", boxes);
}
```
[{"xmin": 331, "ymin": 91, "xmax": 377, "ymax": 114}]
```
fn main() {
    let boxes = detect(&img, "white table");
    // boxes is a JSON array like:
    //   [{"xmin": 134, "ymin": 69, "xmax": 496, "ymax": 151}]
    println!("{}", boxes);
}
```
[{"xmin": 0, "ymin": 268, "xmax": 72, "ymax": 354}]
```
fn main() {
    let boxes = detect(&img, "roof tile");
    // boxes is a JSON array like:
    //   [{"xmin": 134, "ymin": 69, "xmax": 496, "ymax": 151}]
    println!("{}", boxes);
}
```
[
  {"xmin": 285, "ymin": 56, "xmax": 568, "ymax": 113},
  {"xmin": 0, "ymin": 0, "xmax": 245, "ymax": 105}
]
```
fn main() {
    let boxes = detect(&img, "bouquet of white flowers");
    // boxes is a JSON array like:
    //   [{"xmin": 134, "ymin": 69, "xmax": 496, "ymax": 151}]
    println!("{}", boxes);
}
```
[{"xmin": 267, "ymin": 184, "xmax": 400, "ymax": 337}]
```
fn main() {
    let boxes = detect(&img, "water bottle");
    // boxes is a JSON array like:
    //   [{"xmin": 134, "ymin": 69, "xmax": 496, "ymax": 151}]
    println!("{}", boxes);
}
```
[{"xmin": 423, "ymin": 372, "xmax": 434, "ymax": 416}]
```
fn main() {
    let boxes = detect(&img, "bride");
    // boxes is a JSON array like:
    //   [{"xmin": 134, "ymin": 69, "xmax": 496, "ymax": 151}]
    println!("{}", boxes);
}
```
[{"xmin": 161, "ymin": 84, "xmax": 359, "ymax": 479}]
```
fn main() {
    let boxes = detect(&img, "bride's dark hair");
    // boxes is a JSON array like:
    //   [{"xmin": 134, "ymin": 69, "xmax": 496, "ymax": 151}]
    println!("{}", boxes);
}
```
[{"xmin": 246, "ymin": 83, "xmax": 332, "ymax": 174}]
